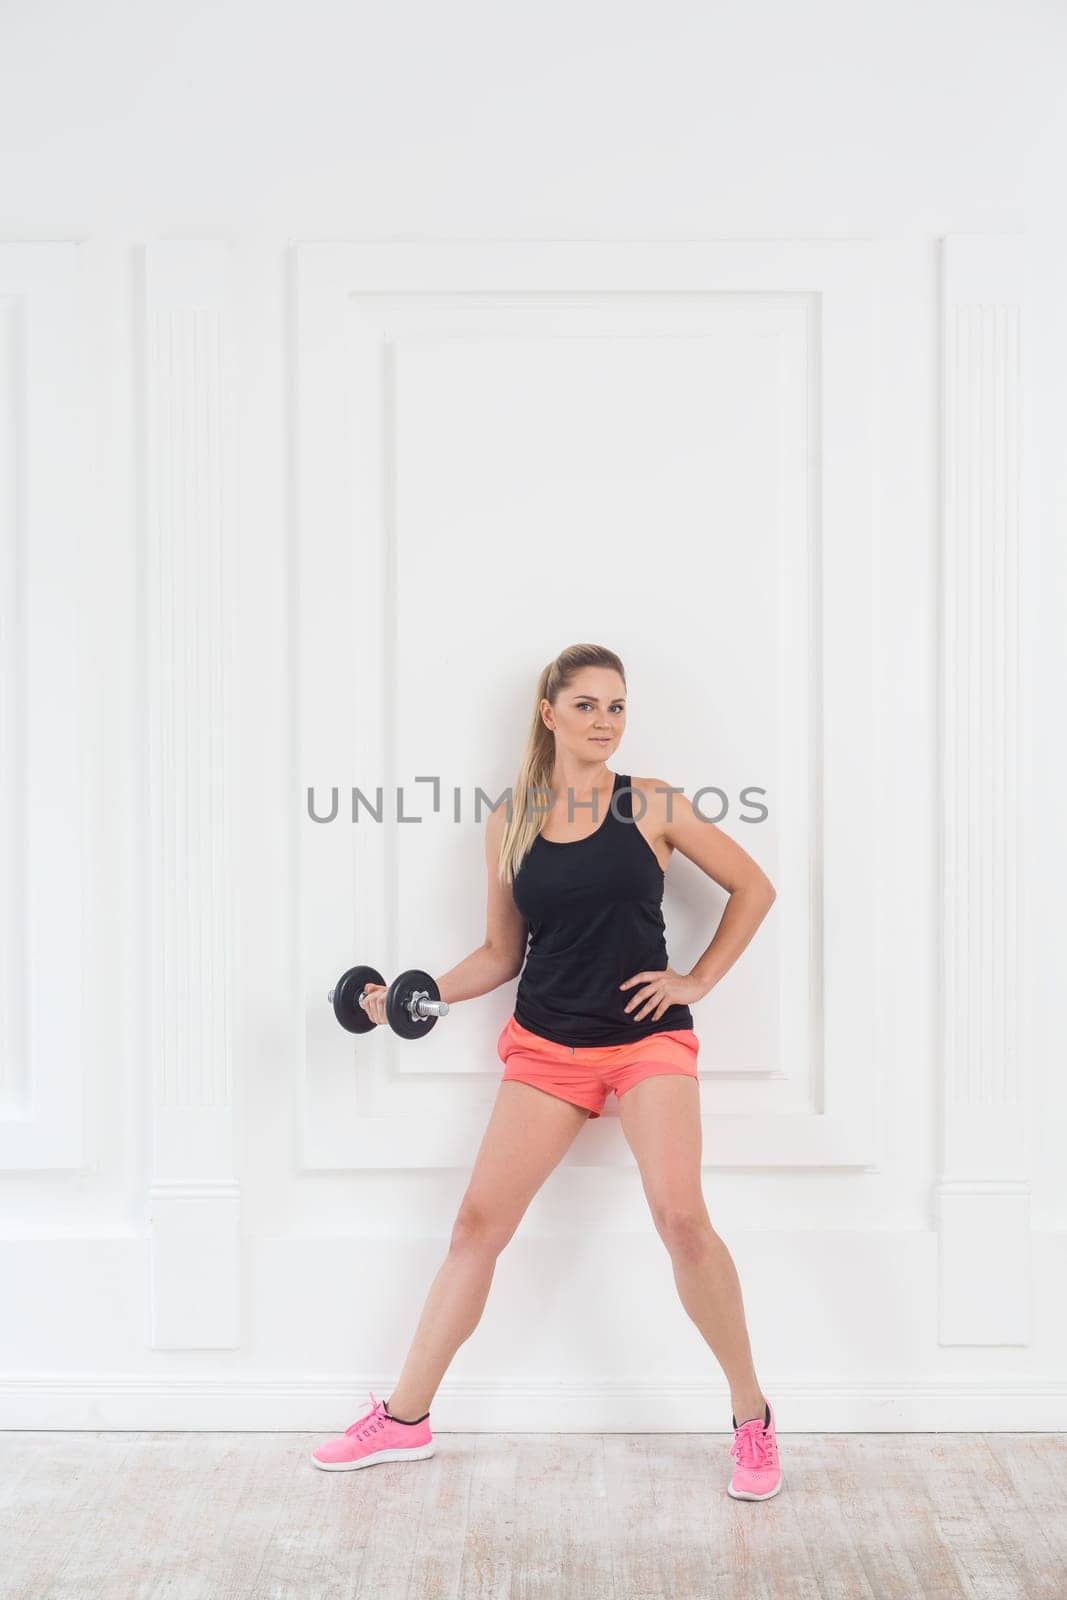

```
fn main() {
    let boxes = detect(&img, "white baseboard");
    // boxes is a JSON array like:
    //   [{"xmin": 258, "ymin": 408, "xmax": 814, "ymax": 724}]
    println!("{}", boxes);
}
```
[{"xmin": 0, "ymin": 1374, "xmax": 1064, "ymax": 1432}]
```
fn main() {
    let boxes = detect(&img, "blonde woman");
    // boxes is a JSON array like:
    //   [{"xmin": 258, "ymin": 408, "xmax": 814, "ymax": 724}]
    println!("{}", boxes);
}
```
[{"xmin": 312, "ymin": 643, "xmax": 782, "ymax": 1500}]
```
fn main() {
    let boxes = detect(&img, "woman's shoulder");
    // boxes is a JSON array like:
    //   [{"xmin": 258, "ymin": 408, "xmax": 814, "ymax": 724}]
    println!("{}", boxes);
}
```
[
  {"xmin": 626, "ymin": 774, "xmax": 681, "ymax": 812},
  {"xmin": 626, "ymin": 774, "xmax": 688, "ymax": 836}
]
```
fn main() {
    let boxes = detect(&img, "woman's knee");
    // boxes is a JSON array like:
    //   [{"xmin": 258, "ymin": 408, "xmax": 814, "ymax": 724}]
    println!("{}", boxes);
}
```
[
  {"xmin": 448, "ymin": 1197, "xmax": 517, "ymax": 1256},
  {"xmin": 654, "ymin": 1203, "xmax": 715, "ymax": 1259}
]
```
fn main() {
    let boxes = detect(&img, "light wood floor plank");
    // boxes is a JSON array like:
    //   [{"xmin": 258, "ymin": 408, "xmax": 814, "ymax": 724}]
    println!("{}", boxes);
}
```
[
  {"xmin": 920, "ymin": 1433, "xmax": 1031, "ymax": 1600},
  {"xmin": 852, "ymin": 1434, "xmax": 972, "ymax": 1600},
  {"xmin": 555, "ymin": 1434, "xmax": 615, "ymax": 1600},
  {"xmin": 246, "ymin": 1437, "xmax": 353, "ymax": 1600},
  {"xmin": 817, "ymin": 1434, "xmax": 950, "ymax": 1599},
  {"xmin": 978, "ymin": 1435, "xmax": 1067, "ymax": 1581},
  {"xmin": 773, "ymin": 1435, "xmax": 880, "ymax": 1600},
  {"xmin": 603, "ymin": 1432, "xmax": 668, "ymax": 1598},
  {"xmin": 407, "ymin": 1430, "xmax": 476, "ymax": 1600},
  {"xmin": 3, "ymin": 1432, "xmax": 144, "ymax": 1599},
  {"xmin": 640, "ymin": 1431, "xmax": 726, "ymax": 1600},
  {"xmin": 454, "ymin": 1432, "xmax": 519, "ymax": 1600},
  {"xmin": 969, "ymin": 1436, "xmax": 1065, "ymax": 1598},
  {"xmin": 508, "ymin": 1435, "xmax": 564, "ymax": 1600}
]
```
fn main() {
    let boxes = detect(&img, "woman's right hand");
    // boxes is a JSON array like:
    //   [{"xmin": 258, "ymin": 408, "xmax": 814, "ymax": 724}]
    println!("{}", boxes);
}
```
[{"xmin": 360, "ymin": 982, "xmax": 388, "ymax": 1027}]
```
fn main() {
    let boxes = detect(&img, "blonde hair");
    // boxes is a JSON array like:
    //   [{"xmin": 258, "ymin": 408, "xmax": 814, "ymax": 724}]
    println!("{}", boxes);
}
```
[{"xmin": 498, "ymin": 643, "xmax": 626, "ymax": 885}]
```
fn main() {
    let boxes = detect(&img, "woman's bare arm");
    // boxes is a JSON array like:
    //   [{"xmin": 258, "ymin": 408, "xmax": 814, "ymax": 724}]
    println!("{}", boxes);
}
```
[
  {"xmin": 432, "ymin": 802, "xmax": 529, "ymax": 1006},
  {"xmin": 661, "ymin": 784, "xmax": 776, "ymax": 997}
]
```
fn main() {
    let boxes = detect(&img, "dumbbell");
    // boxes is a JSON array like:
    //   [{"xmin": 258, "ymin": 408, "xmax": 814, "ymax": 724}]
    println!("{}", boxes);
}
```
[{"xmin": 327, "ymin": 964, "xmax": 450, "ymax": 1040}]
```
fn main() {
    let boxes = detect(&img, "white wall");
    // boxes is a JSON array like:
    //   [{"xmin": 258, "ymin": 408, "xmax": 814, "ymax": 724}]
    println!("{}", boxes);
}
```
[{"xmin": 1, "ymin": 0, "xmax": 1065, "ymax": 1431}]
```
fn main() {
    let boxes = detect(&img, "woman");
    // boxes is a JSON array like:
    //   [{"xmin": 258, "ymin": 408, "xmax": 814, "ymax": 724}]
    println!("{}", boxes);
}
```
[{"xmin": 312, "ymin": 643, "xmax": 782, "ymax": 1501}]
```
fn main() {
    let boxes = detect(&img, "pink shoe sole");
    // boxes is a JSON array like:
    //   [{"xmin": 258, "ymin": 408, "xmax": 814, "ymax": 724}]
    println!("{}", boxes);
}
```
[
  {"xmin": 726, "ymin": 1473, "xmax": 783, "ymax": 1501},
  {"xmin": 311, "ymin": 1440, "xmax": 436, "ymax": 1472}
]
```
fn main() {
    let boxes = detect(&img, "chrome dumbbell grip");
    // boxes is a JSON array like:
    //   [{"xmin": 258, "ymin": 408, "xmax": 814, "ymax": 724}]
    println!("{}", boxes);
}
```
[{"xmin": 406, "ymin": 990, "xmax": 449, "ymax": 1021}]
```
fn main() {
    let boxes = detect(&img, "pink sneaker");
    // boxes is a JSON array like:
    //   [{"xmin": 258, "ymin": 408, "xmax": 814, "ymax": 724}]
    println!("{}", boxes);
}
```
[
  {"xmin": 727, "ymin": 1398, "xmax": 782, "ymax": 1500},
  {"xmin": 310, "ymin": 1391, "xmax": 435, "ymax": 1472}
]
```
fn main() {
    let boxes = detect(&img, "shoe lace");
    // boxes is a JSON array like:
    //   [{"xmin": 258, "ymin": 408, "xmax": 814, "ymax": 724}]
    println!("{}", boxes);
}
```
[
  {"xmin": 344, "ymin": 1391, "xmax": 385, "ymax": 1439},
  {"xmin": 729, "ymin": 1419, "xmax": 773, "ymax": 1470}
]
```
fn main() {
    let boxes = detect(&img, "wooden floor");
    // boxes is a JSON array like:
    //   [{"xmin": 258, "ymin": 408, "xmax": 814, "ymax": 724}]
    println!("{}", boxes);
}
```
[{"xmin": 1, "ymin": 1429, "xmax": 1065, "ymax": 1599}]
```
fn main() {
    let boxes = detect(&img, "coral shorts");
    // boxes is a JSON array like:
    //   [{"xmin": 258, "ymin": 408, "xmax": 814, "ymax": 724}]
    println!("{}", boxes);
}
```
[{"xmin": 496, "ymin": 1014, "xmax": 700, "ymax": 1120}]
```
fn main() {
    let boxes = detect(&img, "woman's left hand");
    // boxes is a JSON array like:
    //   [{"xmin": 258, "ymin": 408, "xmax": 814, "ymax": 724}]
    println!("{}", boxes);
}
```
[{"xmin": 619, "ymin": 966, "xmax": 705, "ymax": 1022}]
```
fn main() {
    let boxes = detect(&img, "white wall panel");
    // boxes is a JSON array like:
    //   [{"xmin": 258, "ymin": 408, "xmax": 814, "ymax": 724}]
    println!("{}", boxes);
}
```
[
  {"xmin": 0, "ymin": 244, "xmax": 85, "ymax": 1171},
  {"xmin": 295, "ymin": 241, "xmax": 879, "ymax": 1171}
]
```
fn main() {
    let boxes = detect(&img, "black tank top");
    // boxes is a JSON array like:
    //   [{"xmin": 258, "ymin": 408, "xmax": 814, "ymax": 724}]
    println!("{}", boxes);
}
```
[{"xmin": 511, "ymin": 771, "xmax": 694, "ymax": 1047}]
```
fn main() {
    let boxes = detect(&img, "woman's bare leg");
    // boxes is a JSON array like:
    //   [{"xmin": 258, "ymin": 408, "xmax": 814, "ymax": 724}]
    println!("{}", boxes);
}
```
[
  {"xmin": 385, "ymin": 1080, "xmax": 590, "ymax": 1419},
  {"xmin": 617, "ymin": 1074, "xmax": 767, "ymax": 1425}
]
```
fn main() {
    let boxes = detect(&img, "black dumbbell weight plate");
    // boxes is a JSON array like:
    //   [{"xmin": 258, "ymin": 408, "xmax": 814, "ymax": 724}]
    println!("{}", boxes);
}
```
[
  {"xmin": 386, "ymin": 969, "xmax": 442, "ymax": 1040},
  {"xmin": 332, "ymin": 965, "xmax": 386, "ymax": 1034}
]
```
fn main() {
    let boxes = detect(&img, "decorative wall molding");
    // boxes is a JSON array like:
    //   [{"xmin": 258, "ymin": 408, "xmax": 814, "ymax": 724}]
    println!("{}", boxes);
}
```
[
  {"xmin": 937, "ymin": 234, "xmax": 1029, "ymax": 1345},
  {"xmin": 294, "ymin": 240, "xmax": 879, "ymax": 1170},
  {"xmin": 0, "ymin": 243, "xmax": 85, "ymax": 1170},
  {"xmin": 143, "ymin": 242, "xmax": 241, "ymax": 1348}
]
